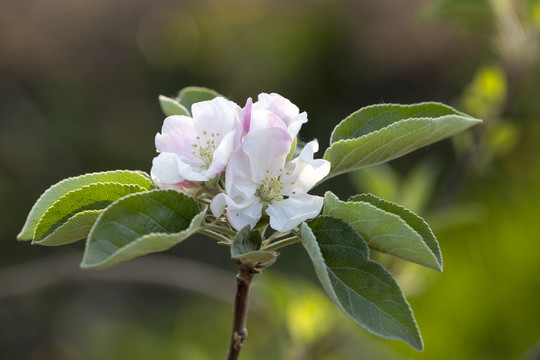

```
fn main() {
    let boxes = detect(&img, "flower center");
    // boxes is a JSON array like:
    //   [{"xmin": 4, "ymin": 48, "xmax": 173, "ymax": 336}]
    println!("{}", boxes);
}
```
[
  {"xmin": 191, "ymin": 131, "xmax": 220, "ymax": 167},
  {"xmin": 256, "ymin": 171, "xmax": 285, "ymax": 203}
]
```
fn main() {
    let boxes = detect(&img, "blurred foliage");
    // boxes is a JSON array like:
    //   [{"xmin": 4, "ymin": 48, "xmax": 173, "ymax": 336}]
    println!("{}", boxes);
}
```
[
  {"xmin": 419, "ymin": 0, "xmax": 495, "ymax": 33},
  {"xmin": 1, "ymin": 0, "xmax": 540, "ymax": 359}
]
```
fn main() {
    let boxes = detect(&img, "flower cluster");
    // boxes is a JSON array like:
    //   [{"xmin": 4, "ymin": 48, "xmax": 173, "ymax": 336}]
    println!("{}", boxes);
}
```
[{"xmin": 151, "ymin": 93, "xmax": 330, "ymax": 232}]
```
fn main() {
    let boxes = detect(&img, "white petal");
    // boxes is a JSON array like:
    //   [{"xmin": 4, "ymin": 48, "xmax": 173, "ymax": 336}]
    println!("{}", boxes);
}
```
[
  {"xmin": 287, "ymin": 111, "xmax": 308, "ymax": 138},
  {"xmin": 241, "ymin": 127, "xmax": 292, "ymax": 183},
  {"xmin": 249, "ymin": 109, "xmax": 289, "ymax": 133},
  {"xmin": 152, "ymin": 152, "xmax": 208, "ymax": 183},
  {"xmin": 210, "ymin": 193, "xmax": 228, "ymax": 217},
  {"xmin": 205, "ymin": 129, "xmax": 238, "ymax": 179},
  {"xmin": 191, "ymin": 97, "xmax": 241, "ymax": 139},
  {"xmin": 253, "ymin": 93, "xmax": 307, "ymax": 137},
  {"xmin": 151, "ymin": 153, "xmax": 184, "ymax": 183},
  {"xmin": 225, "ymin": 148, "xmax": 258, "ymax": 201},
  {"xmin": 266, "ymin": 194, "xmax": 324, "ymax": 232},
  {"xmin": 281, "ymin": 140, "xmax": 330, "ymax": 195},
  {"xmin": 155, "ymin": 115, "xmax": 198, "ymax": 157},
  {"xmin": 223, "ymin": 197, "xmax": 263, "ymax": 231}
]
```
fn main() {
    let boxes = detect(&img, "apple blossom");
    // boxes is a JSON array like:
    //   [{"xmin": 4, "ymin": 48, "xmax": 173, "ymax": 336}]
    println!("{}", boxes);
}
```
[
  {"xmin": 210, "ymin": 125, "xmax": 330, "ymax": 232},
  {"xmin": 151, "ymin": 97, "xmax": 242, "ymax": 191},
  {"xmin": 240, "ymin": 93, "xmax": 308, "ymax": 137},
  {"xmin": 19, "ymin": 84, "xmax": 482, "ymax": 357}
]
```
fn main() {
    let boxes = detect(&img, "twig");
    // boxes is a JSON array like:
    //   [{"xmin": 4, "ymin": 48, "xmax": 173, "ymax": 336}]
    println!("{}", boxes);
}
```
[
  {"xmin": 199, "ymin": 229, "xmax": 232, "ymax": 244},
  {"xmin": 264, "ymin": 236, "xmax": 300, "ymax": 251},
  {"xmin": 203, "ymin": 223, "xmax": 237, "ymax": 237},
  {"xmin": 224, "ymin": 256, "xmax": 276, "ymax": 359},
  {"xmin": 225, "ymin": 261, "xmax": 260, "ymax": 360}
]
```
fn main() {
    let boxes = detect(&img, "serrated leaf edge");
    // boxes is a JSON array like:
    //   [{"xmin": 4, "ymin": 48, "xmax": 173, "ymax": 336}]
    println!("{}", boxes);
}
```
[
  {"xmin": 82, "ymin": 208, "xmax": 206, "ymax": 269},
  {"xmin": 349, "ymin": 193, "xmax": 443, "ymax": 271},
  {"xmin": 324, "ymin": 114, "xmax": 482, "ymax": 178},
  {"xmin": 329, "ymin": 101, "xmax": 473, "ymax": 144},
  {"xmin": 33, "ymin": 210, "xmax": 102, "ymax": 246},
  {"xmin": 18, "ymin": 170, "xmax": 154, "ymax": 240},
  {"xmin": 33, "ymin": 182, "xmax": 147, "ymax": 241},
  {"xmin": 80, "ymin": 190, "xmax": 206, "ymax": 269},
  {"xmin": 177, "ymin": 86, "xmax": 223, "ymax": 99},
  {"xmin": 299, "ymin": 220, "xmax": 423, "ymax": 350},
  {"xmin": 324, "ymin": 192, "xmax": 441, "ymax": 271}
]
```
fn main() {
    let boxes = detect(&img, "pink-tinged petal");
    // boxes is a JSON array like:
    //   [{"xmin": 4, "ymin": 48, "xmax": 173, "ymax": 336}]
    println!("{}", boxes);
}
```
[
  {"xmin": 191, "ymin": 97, "xmax": 241, "ymax": 138},
  {"xmin": 241, "ymin": 97, "xmax": 252, "ymax": 134},
  {"xmin": 171, "ymin": 181, "xmax": 200, "ymax": 195},
  {"xmin": 241, "ymin": 127, "xmax": 292, "ymax": 183},
  {"xmin": 253, "ymin": 93, "xmax": 299, "ymax": 124},
  {"xmin": 249, "ymin": 109, "xmax": 289, "ymax": 133},
  {"xmin": 155, "ymin": 115, "xmax": 197, "ymax": 165},
  {"xmin": 151, "ymin": 167, "xmax": 201, "ymax": 195},
  {"xmin": 152, "ymin": 152, "xmax": 208, "ymax": 183},
  {"xmin": 153, "ymin": 178, "xmax": 201, "ymax": 196},
  {"xmin": 223, "ymin": 197, "xmax": 263, "ymax": 231},
  {"xmin": 253, "ymin": 93, "xmax": 308, "ymax": 137},
  {"xmin": 155, "ymin": 115, "xmax": 198, "ymax": 156},
  {"xmin": 153, "ymin": 97, "xmax": 242, "ymax": 188},
  {"xmin": 281, "ymin": 140, "xmax": 330, "ymax": 195},
  {"xmin": 205, "ymin": 130, "xmax": 239, "ymax": 179},
  {"xmin": 266, "ymin": 194, "xmax": 324, "ymax": 232}
]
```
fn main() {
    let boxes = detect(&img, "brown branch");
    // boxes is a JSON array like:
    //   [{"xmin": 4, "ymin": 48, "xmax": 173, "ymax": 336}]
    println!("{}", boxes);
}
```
[
  {"xmin": 226, "ymin": 261, "xmax": 257, "ymax": 360},
  {"xmin": 225, "ymin": 257, "xmax": 275, "ymax": 360}
]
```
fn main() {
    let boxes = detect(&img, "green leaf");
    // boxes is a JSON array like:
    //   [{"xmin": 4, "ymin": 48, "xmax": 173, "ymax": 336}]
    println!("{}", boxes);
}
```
[
  {"xmin": 176, "ymin": 86, "xmax": 223, "ymax": 114},
  {"xmin": 33, "ymin": 183, "xmax": 147, "ymax": 245},
  {"xmin": 81, "ymin": 190, "xmax": 206, "ymax": 269},
  {"xmin": 299, "ymin": 216, "xmax": 423, "ymax": 351},
  {"xmin": 34, "ymin": 211, "xmax": 101, "ymax": 246},
  {"xmin": 349, "ymin": 193, "xmax": 443, "ymax": 271},
  {"xmin": 18, "ymin": 170, "xmax": 154, "ymax": 241},
  {"xmin": 323, "ymin": 192, "xmax": 442, "ymax": 271},
  {"xmin": 231, "ymin": 226, "xmax": 277, "ymax": 267},
  {"xmin": 324, "ymin": 102, "xmax": 482, "ymax": 178},
  {"xmin": 158, "ymin": 95, "xmax": 190, "ymax": 116}
]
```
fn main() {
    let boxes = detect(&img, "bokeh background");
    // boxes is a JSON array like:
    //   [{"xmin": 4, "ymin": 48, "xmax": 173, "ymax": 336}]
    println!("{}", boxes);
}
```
[{"xmin": 1, "ymin": 0, "xmax": 540, "ymax": 359}]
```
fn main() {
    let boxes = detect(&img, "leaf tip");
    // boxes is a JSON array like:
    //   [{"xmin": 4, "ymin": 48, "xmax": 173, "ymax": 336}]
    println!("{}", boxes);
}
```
[
  {"xmin": 16, "ymin": 231, "xmax": 31, "ymax": 242},
  {"xmin": 79, "ymin": 257, "xmax": 103, "ymax": 270},
  {"xmin": 411, "ymin": 335, "xmax": 424, "ymax": 351}
]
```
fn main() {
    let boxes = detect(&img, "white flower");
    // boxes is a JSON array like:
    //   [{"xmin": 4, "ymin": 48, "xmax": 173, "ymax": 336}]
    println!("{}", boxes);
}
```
[
  {"xmin": 241, "ymin": 93, "xmax": 308, "ymax": 138},
  {"xmin": 151, "ymin": 97, "xmax": 242, "ymax": 190},
  {"xmin": 210, "ymin": 125, "xmax": 330, "ymax": 232}
]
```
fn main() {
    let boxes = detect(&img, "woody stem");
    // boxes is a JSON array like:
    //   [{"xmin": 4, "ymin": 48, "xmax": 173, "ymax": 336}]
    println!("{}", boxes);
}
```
[{"xmin": 225, "ymin": 261, "xmax": 257, "ymax": 360}]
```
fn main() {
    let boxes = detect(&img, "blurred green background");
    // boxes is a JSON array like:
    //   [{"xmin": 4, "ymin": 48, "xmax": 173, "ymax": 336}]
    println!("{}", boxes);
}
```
[{"xmin": 1, "ymin": 0, "xmax": 540, "ymax": 359}]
